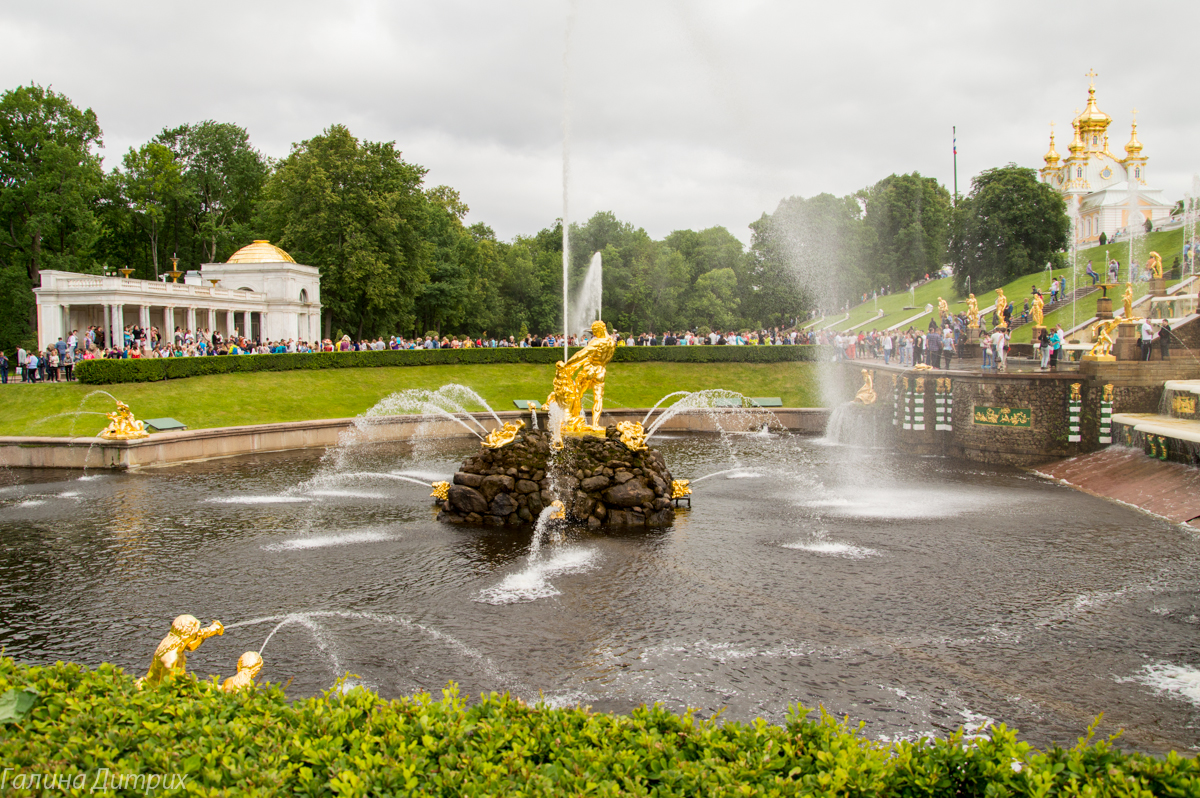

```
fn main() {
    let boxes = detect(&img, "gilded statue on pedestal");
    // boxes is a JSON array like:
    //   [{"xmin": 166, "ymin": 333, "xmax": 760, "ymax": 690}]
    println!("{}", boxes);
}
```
[
  {"xmin": 938, "ymin": 297, "xmax": 949, "ymax": 321},
  {"xmin": 1102, "ymin": 383, "xmax": 1114, "ymax": 403},
  {"xmin": 1147, "ymin": 251, "xmax": 1163, "ymax": 279},
  {"xmin": 221, "ymin": 651, "xmax": 264, "ymax": 694},
  {"xmin": 1123, "ymin": 282, "xmax": 1135, "ymax": 320},
  {"xmin": 853, "ymin": 369, "xmax": 876, "ymax": 404},
  {"xmin": 100, "ymin": 400, "xmax": 150, "ymax": 440},
  {"xmin": 966, "ymin": 294, "xmax": 979, "ymax": 329},
  {"xmin": 670, "ymin": 479, "xmax": 691, "ymax": 499},
  {"xmin": 1087, "ymin": 319, "xmax": 1122, "ymax": 358},
  {"xmin": 994, "ymin": 288, "xmax": 1008, "ymax": 323},
  {"xmin": 546, "ymin": 320, "xmax": 615, "ymax": 447},
  {"xmin": 430, "ymin": 481, "xmax": 449, "ymax": 501},
  {"xmin": 1031, "ymin": 293, "xmax": 1045, "ymax": 326},
  {"xmin": 137, "ymin": 614, "xmax": 224, "ymax": 686}
]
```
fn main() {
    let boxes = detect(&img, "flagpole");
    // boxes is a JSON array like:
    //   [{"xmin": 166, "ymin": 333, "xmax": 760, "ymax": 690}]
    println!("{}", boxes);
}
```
[{"xmin": 953, "ymin": 126, "xmax": 958, "ymax": 208}]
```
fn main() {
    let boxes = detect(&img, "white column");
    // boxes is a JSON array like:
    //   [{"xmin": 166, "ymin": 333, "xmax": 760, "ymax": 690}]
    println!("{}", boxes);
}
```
[
  {"xmin": 113, "ymin": 304, "xmax": 123, "ymax": 349},
  {"xmin": 260, "ymin": 311, "xmax": 269, "ymax": 341},
  {"xmin": 140, "ymin": 305, "xmax": 150, "ymax": 332},
  {"xmin": 164, "ymin": 306, "xmax": 174, "ymax": 338},
  {"xmin": 207, "ymin": 308, "xmax": 215, "ymax": 332},
  {"xmin": 226, "ymin": 310, "xmax": 234, "ymax": 337},
  {"xmin": 242, "ymin": 310, "xmax": 250, "ymax": 339},
  {"xmin": 61, "ymin": 304, "xmax": 71, "ymax": 344}
]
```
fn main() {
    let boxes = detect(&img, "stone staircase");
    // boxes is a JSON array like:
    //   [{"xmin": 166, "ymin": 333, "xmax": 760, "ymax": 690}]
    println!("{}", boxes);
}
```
[{"xmin": 1001, "ymin": 285, "xmax": 1101, "ymax": 333}]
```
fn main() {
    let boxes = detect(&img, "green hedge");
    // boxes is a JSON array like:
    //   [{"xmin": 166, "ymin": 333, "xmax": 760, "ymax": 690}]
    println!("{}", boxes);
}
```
[
  {"xmin": 1, "ymin": 659, "xmax": 1197, "ymax": 796},
  {"xmin": 76, "ymin": 345, "xmax": 824, "ymax": 385}
]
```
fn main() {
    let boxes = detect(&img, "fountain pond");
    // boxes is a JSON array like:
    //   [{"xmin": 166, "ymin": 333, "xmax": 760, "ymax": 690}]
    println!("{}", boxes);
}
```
[{"xmin": 1, "ymin": 421, "xmax": 1199, "ymax": 754}]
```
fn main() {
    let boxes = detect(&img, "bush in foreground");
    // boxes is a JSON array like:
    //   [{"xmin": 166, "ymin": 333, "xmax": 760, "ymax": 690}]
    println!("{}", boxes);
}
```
[
  {"xmin": 76, "ymin": 345, "xmax": 824, "ymax": 385},
  {"xmin": 2, "ymin": 658, "xmax": 1198, "ymax": 795}
]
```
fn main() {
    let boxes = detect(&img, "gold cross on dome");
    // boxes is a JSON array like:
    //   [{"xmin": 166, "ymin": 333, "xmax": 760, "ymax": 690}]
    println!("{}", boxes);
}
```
[
  {"xmin": 1086, "ymin": 68, "xmax": 1098, "ymax": 86},
  {"xmin": 1131, "ymin": 107, "xmax": 1138, "ymax": 122}
]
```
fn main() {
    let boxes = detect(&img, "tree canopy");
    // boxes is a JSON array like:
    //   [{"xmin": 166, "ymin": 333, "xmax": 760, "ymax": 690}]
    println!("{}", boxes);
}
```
[
  {"xmin": 949, "ymin": 164, "xmax": 1070, "ymax": 296},
  {"xmin": 1, "ymin": 82, "xmax": 1083, "ymax": 352}
]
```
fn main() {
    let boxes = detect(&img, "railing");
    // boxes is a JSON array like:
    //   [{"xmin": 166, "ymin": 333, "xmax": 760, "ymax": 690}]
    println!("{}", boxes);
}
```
[{"xmin": 52, "ymin": 274, "xmax": 264, "ymax": 300}]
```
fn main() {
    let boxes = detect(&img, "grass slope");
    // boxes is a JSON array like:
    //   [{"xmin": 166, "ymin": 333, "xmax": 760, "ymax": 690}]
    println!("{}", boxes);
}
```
[{"xmin": 0, "ymin": 361, "xmax": 823, "ymax": 437}]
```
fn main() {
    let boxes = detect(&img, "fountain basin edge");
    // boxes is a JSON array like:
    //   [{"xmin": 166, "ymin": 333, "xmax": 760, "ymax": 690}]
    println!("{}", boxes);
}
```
[{"xmin": 0, "ymin": 408, "xmax": 831, "ymax": 470}]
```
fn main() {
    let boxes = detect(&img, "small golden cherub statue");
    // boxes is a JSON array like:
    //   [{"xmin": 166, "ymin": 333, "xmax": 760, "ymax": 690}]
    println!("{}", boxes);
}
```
[
  {"xmin": 1031, "ymin": 292, "xmax": 1045, "ymax": 326},
  {"xmin": 482, "ymin": 420, "xmax": 525, "ymax": 449},
  {"xmin": 546, "ymin": 320, "xmax": 616, "ymax": 447},
  {"xmin": 1070, "ymin": 383, "xmax": 1082, "ymax": 402},
  {"xmin": 966, "ymin": 294, "xmax": 979, "ymax": 329},
  {"xmin": 137, "ymin": 614, "xmax": 224, "ymax": 686},
  {"xmin": 430, "ymin": 481, "xmax": 449, "ymax": 501},
  {"xmin": 670, "ymin": 479, "xmax": 691, "ymax": 499},
  {"xmin": 615, "ymin": 421, "xmax": 648, "ymax": 451},
  {"xmin": 100, "ymin": 400, "xmax": 150, "ymax": 440},
  {"xmin": 1123, "ymin": 282, "xmax": 1135, "ymax": 320},
  {"xmin": 548, "ymin": 500, "xmax": 566, "ymax": 520},
  {"xmin": 853, "ymin": 369, "xmax": 876, "ymax": 404},
  {"xmin": 1147, "ymin": 251, "xmax": 1163, "ymax": 279},
  {"xmin": 221, "ymin": 651, "xmax": 264, "ymax": 694},
  {"xmin": 1102, "ymin": 383, "xmax": 1114, "ymax": 402}
]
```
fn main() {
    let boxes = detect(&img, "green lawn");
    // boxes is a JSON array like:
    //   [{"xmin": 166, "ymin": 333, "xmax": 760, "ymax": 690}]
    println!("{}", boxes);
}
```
[{"xmin": 0, "ymin": 361, "xmax": 823, "ymax": 437}]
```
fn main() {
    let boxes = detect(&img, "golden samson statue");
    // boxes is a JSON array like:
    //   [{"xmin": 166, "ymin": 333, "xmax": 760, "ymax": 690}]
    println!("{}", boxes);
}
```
[
  {"xmin": 546, "ymin": 320, "xmax": 616, "ymax": 447},
  {"xmin": 1147, "ymin": 251, "xmax": 1163, "ymax": 280}
]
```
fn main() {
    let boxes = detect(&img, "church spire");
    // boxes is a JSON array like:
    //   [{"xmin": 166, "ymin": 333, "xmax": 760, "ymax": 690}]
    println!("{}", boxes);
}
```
[{"xmin": 1043, "ymin": 122, "xmax": 1060, "ymax": 167}]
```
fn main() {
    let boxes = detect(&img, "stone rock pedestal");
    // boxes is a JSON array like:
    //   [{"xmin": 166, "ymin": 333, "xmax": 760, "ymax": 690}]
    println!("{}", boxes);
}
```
[
  {"xmin": 438, "ymin": 426, "xmax": 675, "ymax": 529},
  {"xmin": 1030, "ymin": 325, "xmax": 1047, "ymax": 345},
  {"xmin": 1096, "ymin": 296, "xmax": 1114, "ymax": 320},
  {"xmin": 1149, "ymin": 277, "xmax": 1167, "ymax": 297},
  {"xmin": 1112, "ymin": 320, "xmax": 1141, "ymax": 361}
]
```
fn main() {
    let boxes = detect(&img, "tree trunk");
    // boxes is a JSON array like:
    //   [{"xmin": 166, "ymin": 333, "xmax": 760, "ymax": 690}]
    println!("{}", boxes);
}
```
[{"xmin": 28, "ymin": 228, "xmax": 41, "ymax": 329}]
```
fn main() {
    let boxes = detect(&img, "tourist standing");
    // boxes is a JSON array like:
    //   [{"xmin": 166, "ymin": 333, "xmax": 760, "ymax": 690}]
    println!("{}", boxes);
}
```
[
  {"xmin": 62, "ymin": 347, "xmax": 74, "ymax": 381},
  {"xmin": 25, "ymin": 351, "xmax": 38, "ymax": 383},
  {"xmin": 1140, "ymin": 318, "xmax": 1154, "ymax": 361},
  {"xmin": 882, "ymin": 333, "xmax": 892, "ymax": 364},
  {"xmin": 1038, "ymin": 328, "xmax": 1051, "ymax": 370},
  {"xmin": 980, "ymin": 326, "xmax": 992, "ymax": 368},
  {"xmin": 991, "ymin": 327, "xmax": 1007, "ymax": 371},
  {"xmin": 16, "ymin": 346, "xmax": 26, "ymax": 382},
  {"xmin": 0, "ymin": 350, "xmax": 7, "ymax": 384},
  {"xmin": 1158, "ymin": 320, "xmax": 1171, "ymax": 361},
  {"xmin": 926, "ymin": 327, "xmax": 942, "ymax": 368},
  {"xmin": 1049, "ymin": 326, "xmax": 1063, "ymax": 370}
]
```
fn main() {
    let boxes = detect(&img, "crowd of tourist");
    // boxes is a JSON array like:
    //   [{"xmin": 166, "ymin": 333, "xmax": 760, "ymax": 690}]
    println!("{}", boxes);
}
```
[{"xmin": 0, "ymin": 324, "xmax": 826, "ymax": 384}]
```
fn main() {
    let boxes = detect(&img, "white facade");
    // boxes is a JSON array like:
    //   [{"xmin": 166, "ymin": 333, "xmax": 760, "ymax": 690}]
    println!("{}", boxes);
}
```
[
  {"xmin": 33, "ymin": 241, "xmax": 322, "ymax": 350},
  {"xmin": 1039, "ymin": 78, "xmax": 1173, "ymax": 245}
]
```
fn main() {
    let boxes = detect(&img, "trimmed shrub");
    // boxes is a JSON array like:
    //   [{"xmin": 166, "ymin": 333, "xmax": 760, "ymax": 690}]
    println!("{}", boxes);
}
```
[
  {"xmin": 1, "ymin": 658, "xmax": 1197, "ymax": 795},
  {"xmin": 77, "ymin": 345, "xmax": 824, "ymax": 385}
]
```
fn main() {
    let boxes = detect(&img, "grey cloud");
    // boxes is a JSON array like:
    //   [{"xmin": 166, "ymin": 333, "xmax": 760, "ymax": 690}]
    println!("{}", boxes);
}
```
[{"xmin": 1, "ymin": 0, "xmax": 1194, "ymax": 244}]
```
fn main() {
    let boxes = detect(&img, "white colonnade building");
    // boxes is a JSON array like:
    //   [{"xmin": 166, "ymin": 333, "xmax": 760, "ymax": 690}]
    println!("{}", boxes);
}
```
[{"xmin": 34, "ymin": 241, "xmax": 321, "ymax": 350}]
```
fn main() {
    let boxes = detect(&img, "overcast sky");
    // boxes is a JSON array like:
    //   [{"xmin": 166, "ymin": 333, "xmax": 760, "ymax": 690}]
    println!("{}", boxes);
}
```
[{"xmin": 2, "ymin": 0, "xmax": 1195, "ymax": 245}]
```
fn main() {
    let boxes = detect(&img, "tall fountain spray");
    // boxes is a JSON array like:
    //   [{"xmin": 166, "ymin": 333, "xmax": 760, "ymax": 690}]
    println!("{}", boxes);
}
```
[
  {"xmin": 561, "ymin": 1, "xmax": 579, "ymax": 361},
  {"xmin": 1127, "ymin": 178, "xmax": 1143, "ymax": 281},
  {"xmin": 571, "ymin": 252, "xmax": 602, "ymax": 336}
]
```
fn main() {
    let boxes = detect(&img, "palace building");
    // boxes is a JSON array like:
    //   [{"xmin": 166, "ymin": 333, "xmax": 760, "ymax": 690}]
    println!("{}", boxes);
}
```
[
  {"xmin": 1039, "ymin": 72, "xmax": 1173, "ymax": 245},
  {"xmin": 34, "ymin": 240, "xmax": 322, "ymax": 351}
]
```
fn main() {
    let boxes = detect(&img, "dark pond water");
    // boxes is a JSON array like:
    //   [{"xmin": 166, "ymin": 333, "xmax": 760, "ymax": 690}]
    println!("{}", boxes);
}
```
[{"xmin": 1, "ymin": 432, "xmax": 1198, "ymax": 753}]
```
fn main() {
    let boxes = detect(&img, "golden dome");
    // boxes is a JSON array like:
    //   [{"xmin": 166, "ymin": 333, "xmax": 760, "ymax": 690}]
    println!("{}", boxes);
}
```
[
  {"xmin": 1067, "ymin": 119, "xmax": 1084, "ymax": 155},
  {"xmin": 1124, "ymin": 114, "xmax": 1144, "ymax": 159},
  {"xmin": 226, "ymin": 240, "xmax": 296, "ymax": 264},
  {"xmin": 1074, "ymin": 74, "xmax": 1111, "ymax": 138},
  {"xmin": 1043, "ymin": 124, "xmax": 1060, "ymax": 166}
]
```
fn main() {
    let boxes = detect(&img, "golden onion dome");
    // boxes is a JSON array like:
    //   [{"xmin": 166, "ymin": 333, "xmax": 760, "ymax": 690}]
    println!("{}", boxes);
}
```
[
  {"xmin": 1074, "ymin": 81, "xmax": 1111, "ymax": 136},
  {"xmin": 1043, "ymin": 125, "xmax": 1060, "ymax": 166},
  {"xmin": 1067, "ymin": 119, "xmax": 1084, "ymax": 155},
  {"xmin": 226, "ymin": 240, "xmax": 296, "ymax": 264},
  {"xmin": 1124, "ymin": 116, "xmax": 1143, "ymax": 158}
]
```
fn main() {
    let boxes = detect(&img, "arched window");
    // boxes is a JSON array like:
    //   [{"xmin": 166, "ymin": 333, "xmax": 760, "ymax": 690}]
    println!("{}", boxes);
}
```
[
  {"xmin": 1135, "ymin": 167, "xmax": 1141, "ymax": 179},
  {"xmin": 1077, "ymin": 167, "xmax": 1083, "ymax": 178},
  {"xmin": 1092, "ymin": 135, "xmax": 1098, "ymax": 145},
  {"xmin": 299, "ymin": 289, "xmax": 309, "ymax": 303}
]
